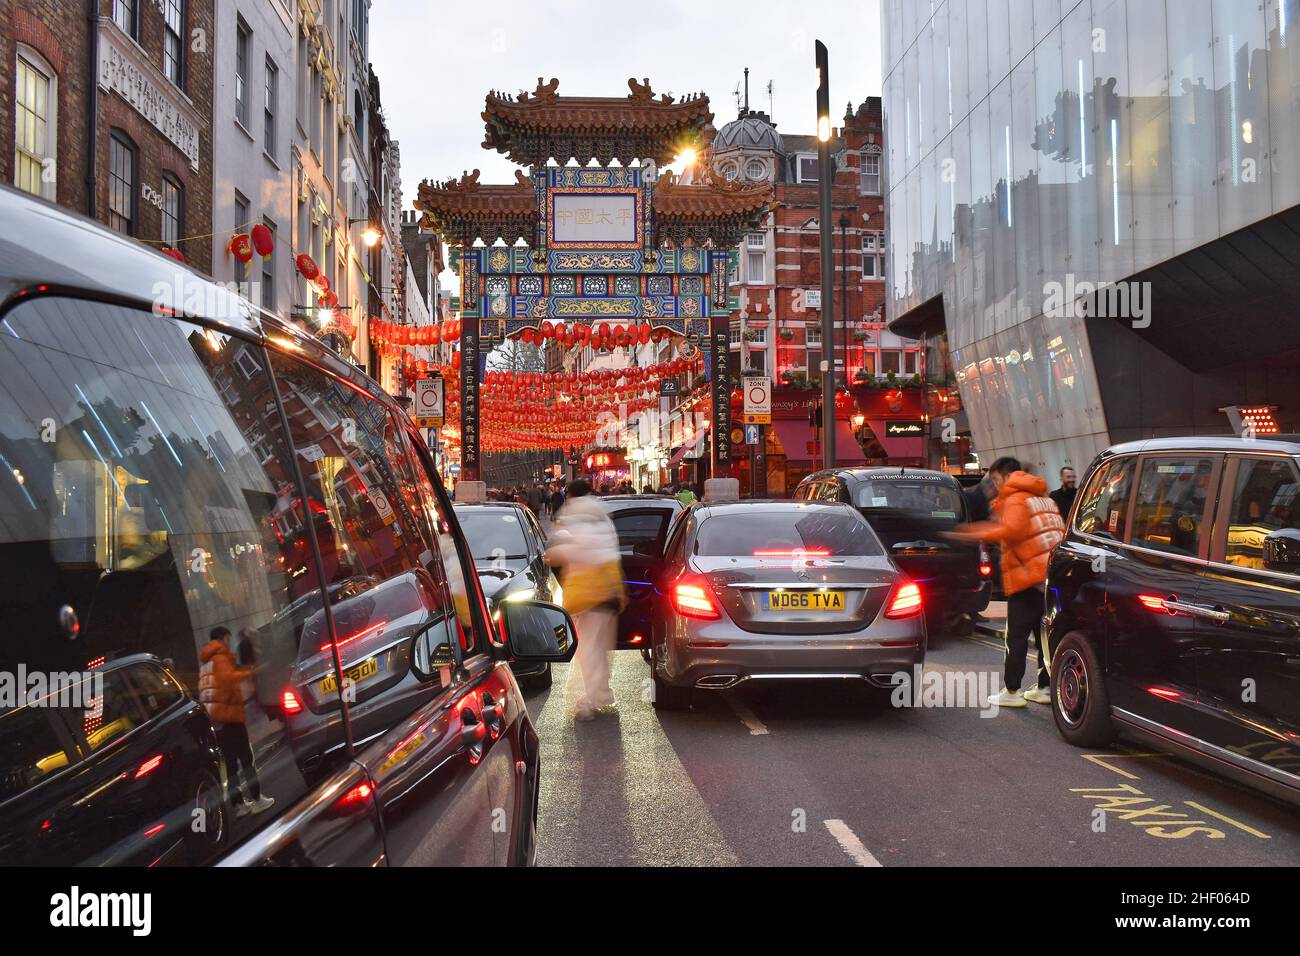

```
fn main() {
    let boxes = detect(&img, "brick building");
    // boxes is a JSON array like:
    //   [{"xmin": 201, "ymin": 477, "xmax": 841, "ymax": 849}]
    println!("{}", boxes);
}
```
[
  {"xmin": 711, "ymin": 95, "xmax": 917, "ymax": 386},
  {"xmin": 2, "ymin": 0, "xmax": 215, "ymax": 273}
]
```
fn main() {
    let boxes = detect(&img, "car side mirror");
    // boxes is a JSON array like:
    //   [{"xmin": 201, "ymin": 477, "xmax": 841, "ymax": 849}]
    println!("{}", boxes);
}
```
[
  {"xmin": 1263, "ymin": 528, "xmax": 1300, "ymax": 572},
  {"xmin": 499, "ymin": 600, "xmax": 578, "ymax": 663}
]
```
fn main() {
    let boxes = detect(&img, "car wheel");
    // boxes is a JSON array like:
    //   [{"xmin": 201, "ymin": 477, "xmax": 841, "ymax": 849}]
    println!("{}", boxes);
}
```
[
  {"xmin": 185, "ymin": 769, "xmax": 228, "ymax": 858},
  {"xmin": 650, "ymin": 640, "xmax": 689, "ymax": 711},
  {"xmin": 1051, "ymin": 632, "xmax": 1115, "ymax": 747}
]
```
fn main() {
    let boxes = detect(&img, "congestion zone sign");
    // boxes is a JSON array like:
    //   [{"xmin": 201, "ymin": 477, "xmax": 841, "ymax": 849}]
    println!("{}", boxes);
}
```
[{"xmin": 744, "ymin": 376, "xmax": 771, "ymax": 424}]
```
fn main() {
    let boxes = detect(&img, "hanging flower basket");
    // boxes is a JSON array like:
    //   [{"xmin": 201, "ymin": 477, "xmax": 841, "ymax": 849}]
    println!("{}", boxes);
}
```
[{"xmin": 778, "ymin": 329, "xmax": 795, "ymax": 341}]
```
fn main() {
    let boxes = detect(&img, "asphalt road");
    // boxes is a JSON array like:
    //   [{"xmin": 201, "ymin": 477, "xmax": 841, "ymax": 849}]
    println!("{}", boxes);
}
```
[{"xmin": 522, "ymin": 631, "xmax": 1300, "ymax": 867}]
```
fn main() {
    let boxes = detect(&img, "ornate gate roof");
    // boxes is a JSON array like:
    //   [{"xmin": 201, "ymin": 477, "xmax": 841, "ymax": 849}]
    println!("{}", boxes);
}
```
[{"xmin": 482, "ymin": 77, "xmax": 714, "ymax": 166}]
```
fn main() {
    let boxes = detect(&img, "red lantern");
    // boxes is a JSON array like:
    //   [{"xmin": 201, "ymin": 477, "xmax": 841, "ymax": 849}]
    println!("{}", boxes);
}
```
[
  {"xmin": 228, "ymin": 233, "xmax": 253, "ymax": 265},
  {"xmin": 522, "ymin": 328, "xmax": 535, "ymax": 345},
  {"xmin": 639, "ymin": 322, "xmax": 651, "ymax": 344},
  {"xmin": 161, "ymin": 246, "xmax": 185, "ymax": 263},
  {"xmin": 451, "ymin": 351, "xmax": 462, "ymax": 370},
  {"xmin": 250, "ymin": 223, "xmax": 274, "ymax": 259},
  {"xmin": 296, "ymin": 254, "xmax": 319, "ymax": 281}
]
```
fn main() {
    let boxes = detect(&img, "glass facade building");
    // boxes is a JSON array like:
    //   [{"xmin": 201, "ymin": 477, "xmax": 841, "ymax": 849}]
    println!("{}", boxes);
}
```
[{"xmin": 883, "ymin": 0, "xmax": 1300, "ymax": 476}]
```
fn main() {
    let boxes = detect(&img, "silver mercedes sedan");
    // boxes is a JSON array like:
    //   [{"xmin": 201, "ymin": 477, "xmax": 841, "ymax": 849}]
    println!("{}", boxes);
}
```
[{"xmin": 647, "ymin": 500, "xmax": 927, "ymax": 710}]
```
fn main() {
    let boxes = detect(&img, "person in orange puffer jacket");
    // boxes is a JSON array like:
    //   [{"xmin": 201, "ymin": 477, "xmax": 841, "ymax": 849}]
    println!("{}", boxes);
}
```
[
  {"xmin": 948, "ymin": 466, "xmax": 1065, "ymax": 708},
  {"xmin": 199, "ymin": 627, "xmax": 274, "ymax": 816}
]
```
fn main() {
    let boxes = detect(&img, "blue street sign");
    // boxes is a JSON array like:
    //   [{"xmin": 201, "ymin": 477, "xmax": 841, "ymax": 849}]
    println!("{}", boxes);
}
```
[{"xmin": 744, "ymin": 424, "xmax": 760, "ymax": 445}]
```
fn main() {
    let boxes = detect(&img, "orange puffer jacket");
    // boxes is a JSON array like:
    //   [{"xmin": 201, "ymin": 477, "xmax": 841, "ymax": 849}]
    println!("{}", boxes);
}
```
[
  {"xmin": 965, "ymin": 472, "xmax": 1066, "ymax": 595},
  {"xmin": 198, "ymin": 639, "xmax": 253, "ymax": 724}
]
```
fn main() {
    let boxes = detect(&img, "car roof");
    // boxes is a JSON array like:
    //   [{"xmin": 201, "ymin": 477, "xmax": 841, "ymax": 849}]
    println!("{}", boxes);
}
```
[
  {"xmin": 694, "ymin": 499, "xmax": 855, "ymax": 516},
  {"xmin": 602, "ymin": 495, "xmax": 683, "ymax": 508},
  {"xmin": 0, "ymin": 186, "xmax": 395, "ymax": 411},
  {"xmin": 1101, "ymin": 435, "xmax": 1300, "ymax": 457},
  {"xmin": 801, "ymin": 466, "xmax": 963, "ymax": 485}
]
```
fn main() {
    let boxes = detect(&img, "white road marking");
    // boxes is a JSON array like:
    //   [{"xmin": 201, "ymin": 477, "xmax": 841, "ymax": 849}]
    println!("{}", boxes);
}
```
[
  {"xmin": 823, "ymin": 819, "xmax": 883, "ymax": 867},
  {"xmin": 724, "ymin": 693, "xmax": 769, "ymax": 735}
]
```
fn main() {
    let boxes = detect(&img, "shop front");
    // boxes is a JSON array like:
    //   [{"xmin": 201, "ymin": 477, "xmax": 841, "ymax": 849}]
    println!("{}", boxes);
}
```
[{"xmin": 730, "ymin": 386, "xmax": 926, "ymax": 497}]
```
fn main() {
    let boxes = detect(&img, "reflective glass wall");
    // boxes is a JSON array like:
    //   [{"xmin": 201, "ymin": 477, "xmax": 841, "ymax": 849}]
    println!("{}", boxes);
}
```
[{"xmin": 882, "ymin": 0, "xmax": 1300, "ymax": 474}]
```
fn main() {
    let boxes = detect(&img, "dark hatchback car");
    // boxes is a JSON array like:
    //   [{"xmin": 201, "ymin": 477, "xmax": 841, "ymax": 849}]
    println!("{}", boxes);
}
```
[
  {"xmin": 600, "ymin": 495, "xmax": 685, "ymax": 655},
  {"xmin": 454, "ymin": 501, "xmax": 559, "ymax": 687},
  {"xmin": 1044, "ymin": 436, "xmax": 1300, "ymax": 805},
  {"xmin": 795, "ymin": 468, "xmax": 991, "ymax": 636},
  {"xmin": 0, "ymin": 185, "xmax": 576, "ymax": 866}
]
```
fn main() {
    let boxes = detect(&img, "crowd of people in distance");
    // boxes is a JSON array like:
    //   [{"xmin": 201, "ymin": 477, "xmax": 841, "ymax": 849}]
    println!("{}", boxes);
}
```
[{"xmin": 485, "ymin": 477, "xmax": 704, "ymax": 517}]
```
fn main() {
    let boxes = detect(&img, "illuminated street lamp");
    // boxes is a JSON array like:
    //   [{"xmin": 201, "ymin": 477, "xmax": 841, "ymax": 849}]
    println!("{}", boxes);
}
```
[{"xmin": 348, "ymin": 217, "xmax": 381, "ymax": 247}]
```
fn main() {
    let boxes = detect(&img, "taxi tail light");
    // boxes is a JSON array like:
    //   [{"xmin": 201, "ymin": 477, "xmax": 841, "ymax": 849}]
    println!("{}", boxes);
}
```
[
  {"xmin": 978, "ymin": 543, "xmax": 992, "ymax": 577},
  {"xmin": 281, "ymin": 689, "xmax": 303, "ymax": 715},
  {"xmin": 1138, "ymin": 594, "xmax": 1176, "ymax": 615},
  {"xmin": 884, "ymin": 581, "xmax": 923, "ymax": 619},
  {"xmin": 134, "ymin": 754, "xmax": 165, "ymax": 779},
  {"xmin": 673, "ymin": 577, "xmax": 720, "ymax": 620}
]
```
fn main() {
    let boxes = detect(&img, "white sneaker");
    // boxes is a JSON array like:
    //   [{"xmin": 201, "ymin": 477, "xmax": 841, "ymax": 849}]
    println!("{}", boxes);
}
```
[
  {"xmin": 1024, "ymin": 686, "xmax": 1052, "ymax": 705},
  {"xmin": 247, "ymin": 795, "xmax": 275, "ymax": 815},
  {"xmin": 988, "ymin": 688, "xmax": 1027, "ymax": 708}
]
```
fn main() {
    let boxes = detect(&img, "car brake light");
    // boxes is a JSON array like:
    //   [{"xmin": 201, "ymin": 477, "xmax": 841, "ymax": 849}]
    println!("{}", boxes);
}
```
[
  {"xmin": 978, "ymin": 544, "xmax": 992, "ymax": 576},
  {"xmin": 885, "ymin": 581, "xmax": 923, "ymax": 619},
  {"xmin": 753, "ymin": 549, "xmax": 830, "ymax": 557},
  {"xmin": 134, "ymin": 754, "xmax": 164, "ymax": 779},
  {"xmin": 320, "ymin": 619, "xmax": 387, "ymax": 653},
  {"xmin": 673, "ymin": 579, "xmax": 720, "ymax": 620},
  {"xmin": 282, "ymin": 689, "xmax": 303, "ymax": 714}
]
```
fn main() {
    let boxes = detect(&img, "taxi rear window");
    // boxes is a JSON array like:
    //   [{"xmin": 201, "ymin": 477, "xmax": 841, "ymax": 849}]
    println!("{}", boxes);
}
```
[
  {"xmin": 694, "ymin": 510, "xmax": 882, "ymax": 557},
  {"xmin": 854, "ymin": 479, "xmax": 964, "ymax": 520}
]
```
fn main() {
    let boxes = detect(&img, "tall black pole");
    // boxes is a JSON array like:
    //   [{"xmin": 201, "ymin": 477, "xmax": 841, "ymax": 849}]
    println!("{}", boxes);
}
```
[
  {"xmin": 840, "ymin": 214, "xmax": 850, "ymax": 392},
  {"xmin": 816, "ymin": 40, "xmax": 835, "ymax": 470}
]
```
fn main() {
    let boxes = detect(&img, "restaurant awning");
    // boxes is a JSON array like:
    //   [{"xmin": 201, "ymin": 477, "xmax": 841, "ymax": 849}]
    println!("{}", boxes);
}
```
[{"xmin": 770, "ymin": 418, "xmax": 865, "ymax": 466}]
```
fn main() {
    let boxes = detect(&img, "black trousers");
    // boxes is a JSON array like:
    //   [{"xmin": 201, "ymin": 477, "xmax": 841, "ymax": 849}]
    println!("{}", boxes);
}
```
[
  {"xmin": 216, "ymin": 723, "xmax": 261, "ymax": 801},
  {"xmin": 1004, "ymin": 587, "xmax": 1049, "ymax": 691}
]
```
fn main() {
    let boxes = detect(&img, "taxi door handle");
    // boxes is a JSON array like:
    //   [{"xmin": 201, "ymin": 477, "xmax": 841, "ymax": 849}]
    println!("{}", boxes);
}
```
[{"xmin": 1164, "ymin": 601, "xmax": 1231, "ymax": 622}]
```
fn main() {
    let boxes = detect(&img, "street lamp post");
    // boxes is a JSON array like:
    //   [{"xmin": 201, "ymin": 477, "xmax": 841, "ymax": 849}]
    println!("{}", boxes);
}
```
[
  {"xmin": 840, "ymin": 213, "xmax": 850, "ymax": 391},
  {"xmin": 816, "ymin": 40, "xmax": 835, "ymax": 470}
]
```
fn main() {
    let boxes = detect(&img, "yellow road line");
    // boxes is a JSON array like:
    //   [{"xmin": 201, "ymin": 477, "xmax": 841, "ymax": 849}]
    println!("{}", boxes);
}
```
[
  {"xmin": 1081, "ymin": 752, "xmax": 1170, "ymax": 779},
  {"xmin": 1183, "ymin": 801, "xmax": 1271, "ymax": 839}
]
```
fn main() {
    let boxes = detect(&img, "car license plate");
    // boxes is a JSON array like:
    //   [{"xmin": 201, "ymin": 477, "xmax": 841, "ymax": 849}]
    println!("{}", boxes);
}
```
[
  {"xmin": 763, "ymin": 590, "xmax": 845, "ymax": 611},
  {"xmin": 320, "ymin": 657, "xmax": 379, "ymax": 695}
]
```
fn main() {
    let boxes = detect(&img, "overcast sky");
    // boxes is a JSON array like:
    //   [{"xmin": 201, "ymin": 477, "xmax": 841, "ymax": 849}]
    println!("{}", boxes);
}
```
[{"xmin": 372, "ymin": 0, "xmax": 883, "ymax": 212}]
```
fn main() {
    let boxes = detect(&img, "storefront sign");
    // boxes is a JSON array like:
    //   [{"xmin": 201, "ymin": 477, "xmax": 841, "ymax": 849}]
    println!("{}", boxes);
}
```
[
  {"xmin": 460, "ymin": 326, "xmax": 480, "ymax": 478},
  {"xmin": 885, "ymin": 420, "xmax": 926, "ymax": 437},
  {"xmin": 97, "ymin": 23, "xmax": 201, "ymax": 170}
]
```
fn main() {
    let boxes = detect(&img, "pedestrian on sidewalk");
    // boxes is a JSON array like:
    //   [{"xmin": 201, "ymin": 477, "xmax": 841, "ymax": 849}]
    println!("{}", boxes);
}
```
[
  {"xmin": 545, "ymin": 479, "xmax": 626, "ymax": 721},
  {"xmin": 199, "ymin": 627, "xmax": 275, "ymax": 815},
  {"xmin": 1050, "ymin": 466, "xmax": 1078, "ymax": 521},
  {"xmin": 947, "ymin": 463, "xmax": 1065, "ymax": 708}
]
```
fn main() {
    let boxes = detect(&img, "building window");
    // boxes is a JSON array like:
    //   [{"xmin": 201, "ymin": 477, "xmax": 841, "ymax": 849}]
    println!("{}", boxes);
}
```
[
  {"xmin": 747, "ymin": 350, "xmax": 767, "ymax": 376},
  {"xmin": 108, "ymin": 131, "xmax": 136, "ymax": 236},
  {"xmin": 860, "ymin": 148, "xmax": 881, "ymax": 194},
  {"xmin": 261, "ymin": 217, "xmax": 277, "ymax": 312},
  {"xmin": 264, "ymin": 56, "xmax": 278, "ymax": 157},
  {"xmin": 234, "ymin": 191, "xmax": 249, "ymax": 284},
  {"xmin": 235, "ymin": 18, "xmax": 251, "ymax": 128},
  {"xmin": 748, "ymin": 326, "xmax": 767, "ymax": 344},
  {"xmin": 745, "ymin": 159, "xmax": 766, "ymax": 181},
  {"xmin": 161, "ymin": 175, "xmax": 183, "ymax": 247},
  {"xmin": 720, "ymin": 162, "xmax": 738, "ymax": 181},
  {"xmin": 163, "ymin": 0, "xmax": 185, "ymax": 87},
  {"xmin": 797, "ymin": 155, "xmax": 818, "ymax": 184},
  {"xmin": 746, "ymin": 250, "xmax": 765, "ymax": 284},
  {"xmin": 14, "ymin": 48, "xmax": 56, "ymax": 200},
  {"xmin": 880, "ymin": 349, "xmax": 902, "ymax": 376},
  {"xmin": 902, "ymin": 350, "xmax": 919, "ymax": 376},
  {"xmin": 862, "ymin": 231, "xmax": 884, "ymax": 279},
  {"xmin": 806, "ymin": 325, "xmax": 821, "ymax": 347},
  {"xmin": 352, "ymin": 0, "xmax": 368, "ymax": 51},
  {"xmin": 113, "ymin": 0, "xmax": 138, "ymax": 39},
  {"xmin": 860, "ymin": 350, "xmax": 877, "ymax": 377}
]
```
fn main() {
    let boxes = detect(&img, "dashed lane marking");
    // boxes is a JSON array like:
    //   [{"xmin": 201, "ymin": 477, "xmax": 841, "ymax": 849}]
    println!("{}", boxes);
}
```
[
  {"xmin": 823, "ymin": 819, "xmax": 883, "ymax": 867},
  {"xmin": 724, "ymin": 693, "xmax": 769, "ymax": 735}
]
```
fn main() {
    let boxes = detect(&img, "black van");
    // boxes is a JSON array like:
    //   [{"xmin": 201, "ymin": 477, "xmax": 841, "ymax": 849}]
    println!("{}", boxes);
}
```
[
  {"xmin": 1044, "ymin": 436, "xmax": 1300, "ymax": 805},
  {"xmin": 794, "ymin": 468, "xmax": 992, "ymax": 636},
  {"xmin": 0, "ymin": 185, "xmax": 576, "ymax": 866}
]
